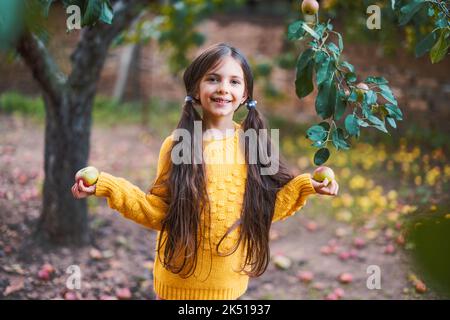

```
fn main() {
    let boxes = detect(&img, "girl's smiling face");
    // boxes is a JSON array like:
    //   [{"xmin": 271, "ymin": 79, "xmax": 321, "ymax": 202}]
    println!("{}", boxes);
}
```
[{"xmin": 196, "ymin": 56, "xmax": 248, "ymax": 121}]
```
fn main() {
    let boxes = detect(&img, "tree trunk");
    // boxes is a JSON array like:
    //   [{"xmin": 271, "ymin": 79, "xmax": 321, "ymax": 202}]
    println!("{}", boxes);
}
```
[
  {"xmin": 16, "ymin": 0, "xmax": 143, "ymax": 246},
  {"xmin": 36, "ymin": 92, "xmax": 92, "ymax": 245}
]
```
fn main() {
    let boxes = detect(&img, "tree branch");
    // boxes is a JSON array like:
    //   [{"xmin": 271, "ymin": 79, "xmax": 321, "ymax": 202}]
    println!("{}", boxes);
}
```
[
  {"xmin": 68, "ymin": 0, "xmax": 149, "ymax": 91},
  {"xmin": 16, "ymin": 32, "xmax": 67, "ymax": 105}
]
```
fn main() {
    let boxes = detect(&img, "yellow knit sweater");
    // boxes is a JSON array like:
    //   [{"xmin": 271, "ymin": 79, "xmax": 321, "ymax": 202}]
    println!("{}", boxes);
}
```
[{"xmin": 94, "ymin": 122, "xmax": 316, "ymax": 300}]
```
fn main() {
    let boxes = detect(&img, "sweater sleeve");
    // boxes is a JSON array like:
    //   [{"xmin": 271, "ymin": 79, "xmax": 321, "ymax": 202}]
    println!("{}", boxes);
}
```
[
  {"xmin": 94, "ymin": 136, "xmax": 173, "ymax": 230},
  {"xmin": 272, "ymin": 173, "xmax": 316, "ymax": 222}
]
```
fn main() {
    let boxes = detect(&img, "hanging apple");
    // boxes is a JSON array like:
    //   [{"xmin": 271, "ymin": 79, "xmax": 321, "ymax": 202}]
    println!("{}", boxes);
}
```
[
  {"xmin": 355, "ymin": 82, "xmax": 369, "ymax": 103},
  {"xmin": 301, "ymin": 0, "xmax": 320, "ymax": 15}
]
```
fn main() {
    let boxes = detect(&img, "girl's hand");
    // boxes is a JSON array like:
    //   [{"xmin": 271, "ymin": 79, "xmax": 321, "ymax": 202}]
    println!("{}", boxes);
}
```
[
  {"xmin": 311, "ymin": 177, "xmax": 338, "ymax": 196},
  {"xmin": 71, "ymin": 179, "xmax": 96, "ymax": 199}
]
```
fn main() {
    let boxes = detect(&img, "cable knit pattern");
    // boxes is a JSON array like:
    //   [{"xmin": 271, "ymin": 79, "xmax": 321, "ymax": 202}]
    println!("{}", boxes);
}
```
[{"xmin": 94, "ymin": 121, "xmax": 316, "ymax": 300}]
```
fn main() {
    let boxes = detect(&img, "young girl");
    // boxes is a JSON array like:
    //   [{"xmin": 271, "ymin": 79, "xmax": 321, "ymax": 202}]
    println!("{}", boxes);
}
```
[{"xmin": 72, "ymin": 43, "xmax": 338, "ymax": 300}]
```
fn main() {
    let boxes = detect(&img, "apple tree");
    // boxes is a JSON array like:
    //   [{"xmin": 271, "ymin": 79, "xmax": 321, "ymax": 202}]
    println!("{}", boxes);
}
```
[{"xmin": 0, "ymin": 0, "xmax": 241, "ymax": 245}]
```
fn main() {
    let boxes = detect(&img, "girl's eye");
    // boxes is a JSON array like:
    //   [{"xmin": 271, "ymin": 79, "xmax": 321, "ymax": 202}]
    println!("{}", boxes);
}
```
[
  {"xmin": 207, "ymin": 77, "xmax": 217, "ymax": 82},
  {"xmin": 231, "ymin": 80, "xmax": 241, "ymax": 85}
]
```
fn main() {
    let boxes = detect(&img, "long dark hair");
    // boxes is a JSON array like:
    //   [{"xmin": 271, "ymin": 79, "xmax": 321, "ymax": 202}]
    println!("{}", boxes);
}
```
[{"xmin": 153, "ymin": 43, "xmax": 294, "ymax": 278}]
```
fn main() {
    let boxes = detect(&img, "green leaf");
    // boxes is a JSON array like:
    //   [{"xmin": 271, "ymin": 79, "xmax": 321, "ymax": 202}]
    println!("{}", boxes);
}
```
[
  {"xmin": 399, "ymin": 0, "xmax": 426, "ymax": 26},
  {"xmin": 318, "ymin": 121, "xmax": 331, "ymax": 132},
  {"xmin": 334, "ymin": 91, "xmax": 346, "ymax": 121},
  {"xmin": 306, "ymin": 125, "xmax": 327, "ymax": 141},
  {"xmin": 339, "ymin": 61, "xmax": 354, "ymax": 73},
  {"xmin": 314, "ymin": 23, "xmax": 327, "ymax": 38},
  {"xmin": 335, "ymin": 32, "xmax": 343, "ymax": 52},
  {"xmin": 288, "ymin": 20, "xmax": 306, "ymax": 40},
  {"xmin": 357, "ymin": 118, "xmax": 369, "ymax": 127},
  {"xmin": 365, "ymin": 90, "xmax": 377, "ymax": 105},
  {"xmin": 373, "ymin": 123, "xmax": 388, "ymax": 133},
  {"xmin": 327, "ymin": 42, "xmax": 340, "ymax": 56},
  {"xmin": 295, "ymin": 59, "xmax": 314, "ymax": 98},
  {"xmin": 315, "ymin": 50, "xmax": 327, "ymax": 65},
  {"xmin": 367, "ymin": 114, "xmax": 384, "ymax": 126},
  {"xmin": 435, "ymin": 17, "xmax": 448, "ymax": 28},
  {"xmin": 316, "ymin": 56, "xmax": 333, "ymax": 85},
  {"xmin": 385, "ymin": 103, "xmax": 403, "ymax": 120},
  {"xmin": 386, "ymin": 116, "xmax": 397, "ymax": 128},
  {"xmin": 348, "ymin": 89, "xmax": 358, "ymax": 102},
  {"xmin": 314, "ymin": 148, "xmax": 330, "ymax": 166},
  {"xmin": 367, "ymin": 115, "xmax": 388, "ymax": 133},
  {"xmin": 365, "ymin": 76, "xmax": 388, "ymax": 85},
  {"xmin": 296, "ymin": 49, "xmax": 315, "ymax": 72},
  {"xmin": 361, "ymin": 103, "xmax": 372, "ymax": 119},
  {"xmin": 0, "ymin": 0, "xmax": 24, "ymax": 50},
  {"xmin": 430, "ymin": 29, "xmax": 449, "ymax": 64},
  {"xmin": 345, "ymin": 72, "xmax": 357, "ymax": 83},
  {"xmin": 345, "ymin": 114, "xmax": 360, "ymax": 137},
  {"xmin": 332, "ymin": 128, "xmax": 350, "ymax": 150},
  {"xmin": 99, "ymin": 1, "xmax": 113, "ymax": 24},
  {"xmin": 301, "ymin": 22, "xmax": 320, "ymax": 39},
  {"xmin": 379, "ymin": 84, "xmax": 397, "ymax": 105},
  {"xmin": 82, "ymin": 0, "xmax": 103, "ymax": 26},
  {"xmin": 315, "ymin": 76, "xmax": 336, "ymax": 119},
  {"xmin": 415, "ymin": 30, "xmax": 438, "ymax": 57}
]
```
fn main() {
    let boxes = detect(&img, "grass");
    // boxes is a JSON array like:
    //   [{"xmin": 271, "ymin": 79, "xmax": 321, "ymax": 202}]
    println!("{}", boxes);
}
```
[{"xmin": 0, "ymin": 91, "xmax": 182, "ymax": 139}]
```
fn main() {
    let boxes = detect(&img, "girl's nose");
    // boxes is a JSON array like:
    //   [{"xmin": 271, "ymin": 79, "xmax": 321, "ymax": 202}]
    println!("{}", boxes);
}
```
[{"xmin": 217, "ymin": 82, "xmax": 230, "ymax": 94}]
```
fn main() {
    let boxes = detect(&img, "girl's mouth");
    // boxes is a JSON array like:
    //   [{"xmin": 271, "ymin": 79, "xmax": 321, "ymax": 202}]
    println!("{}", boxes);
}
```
[{"xmin": 211, "ymin": 97, "xmax": 231, "ymax": 106}]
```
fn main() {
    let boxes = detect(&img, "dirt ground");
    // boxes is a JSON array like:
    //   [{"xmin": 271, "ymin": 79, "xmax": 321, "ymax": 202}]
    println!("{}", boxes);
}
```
[{"xmin": 0, "ymin": 115, "xmax": 444, "ymax": 300}]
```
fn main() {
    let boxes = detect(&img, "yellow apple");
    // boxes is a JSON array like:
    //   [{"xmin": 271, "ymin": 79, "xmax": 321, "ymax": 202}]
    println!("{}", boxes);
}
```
[
  {"xmin": 313, "ymin": 166, "xmax": 335, "ymax": 186},
  {"xmin": 75, "ymin": 166, "xmax": 99, "ymax": 186}
]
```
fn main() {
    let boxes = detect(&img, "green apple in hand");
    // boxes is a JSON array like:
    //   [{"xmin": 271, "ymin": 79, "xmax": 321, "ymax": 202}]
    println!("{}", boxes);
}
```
[
  {"xmin": 75, "ymin": 166, "xmax": 99, "ymax": 186},
  {"xmin": 313, "ymin": 166, "xmax": 335, "ymax": 186}
]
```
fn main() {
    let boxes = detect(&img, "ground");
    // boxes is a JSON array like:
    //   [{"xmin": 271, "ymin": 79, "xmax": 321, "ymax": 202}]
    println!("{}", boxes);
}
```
[{"xmin": 0, "ymin": 115, "xmax": 444, "ymax": 300}]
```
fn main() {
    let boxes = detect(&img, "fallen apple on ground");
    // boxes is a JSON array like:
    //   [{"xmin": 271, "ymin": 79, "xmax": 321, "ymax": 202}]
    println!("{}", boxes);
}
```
[
  {"xmin": 273, "ymin": 254, "xmax": 292, "ymax": 270},
  {"xmin": 116, "ymin": 287, "xmax": 132, "ymax": 299},
  {"xmin": 297, "ymin": 271, "xmax": 314, "ymax": 283},
  {"xmin": 75, "ymin": 166, "xmax": 99, "ymax": 186},
  {"xmin": 338, "ymin": 272, "xmax": 353, "ymax": 284},
  {"xmin": 415, "ymin": 280, "xmax": 427, "ymax": 293},
  {"xmin": 37, "ymin": 263, "xmax": 55, "ymax": 281}
]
